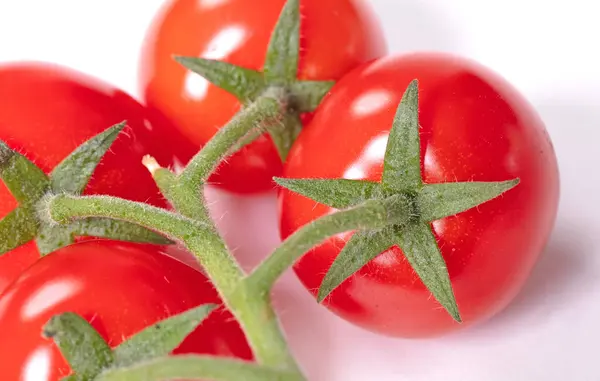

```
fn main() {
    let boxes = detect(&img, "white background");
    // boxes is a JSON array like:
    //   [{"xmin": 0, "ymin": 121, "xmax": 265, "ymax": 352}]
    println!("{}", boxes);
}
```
[{"xmin": 1, "ymin": 1, "xmax": 598, "ymax": 380}]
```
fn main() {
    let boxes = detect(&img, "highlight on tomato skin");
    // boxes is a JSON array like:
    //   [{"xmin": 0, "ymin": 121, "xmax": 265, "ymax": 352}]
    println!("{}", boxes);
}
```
[
  {"xmin": 0, "ymin": 240, "xmax": 252, "ymax": 380},
  {"xmin": 278, "ymin": 52, "xmax": 560, "ymax": 338},
  {"xmin": 0, "ymin": 61, "xmax": 196, "ymax": 296},
  {"xmin": 137, "ymin": 0, "xmax": 388, "ymax": 194}
]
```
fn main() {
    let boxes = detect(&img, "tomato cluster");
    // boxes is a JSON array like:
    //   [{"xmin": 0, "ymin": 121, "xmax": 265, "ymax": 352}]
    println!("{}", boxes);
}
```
[
  {"xmin": 0, "ymin": 61, "xmax": 252, "ymax": 378},
  {"xmin": 0, "ymin": 0, "xmax": 558, "ymax": 378}
]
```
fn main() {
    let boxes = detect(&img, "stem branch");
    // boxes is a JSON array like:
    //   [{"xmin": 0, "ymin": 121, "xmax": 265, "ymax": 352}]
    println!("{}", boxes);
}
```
[
  {"xmin": 179, "ymin": 91, "xmax": 284, "ymax": 187},
  {"xmin": 227, "ymin": 287, "xmax": 297, "ymax": 370},
  {"xmin": 47, "ymin": 194, "xmax": 243, "ymax": 295},
  {"xmin": 249, "ymin": 197, "xmax": 410, "ymax": 291},
  {"xmin": 168, "ymin": 91, "xmax": 285, "ymax": 221},
  {"xmin": 46, "ymin": 194, "xmax": 302, "ymax": 372}
]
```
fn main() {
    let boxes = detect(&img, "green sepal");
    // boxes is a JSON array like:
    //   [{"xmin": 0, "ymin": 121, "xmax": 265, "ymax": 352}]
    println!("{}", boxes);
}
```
[
  {"xmin": 394, "ymin": 223, "xmax": 461, "ymax": 322},
  {"xmin": 51, "ymin": 122, "xmax": 126, "ymax": 194},
  {"xmin": 0, "ymin": 207, "xmax": 39, "ymax": 254},
  {"xmin": 174, "ymin": 56, "xmax": 266, "ymax": 103},
  {"xmin": 43, "ymin": 312, "xmax": 114, "ymax": 379},
  {"xmin": 268, "ymin": 113, "xmax": 303, "ymax": 161},
  {"xmin": 289, "ymin": 80, "xmax": 335, "ymax": 112},
  {"xmin": 36, "ymin": 218, "xmax": 172, "ymax": 255},
  {"xmin": 172, "ymin": 0, "xmax": 334, "ymax": 163},
  {"xmin": 382, "ymin": 79, "xmax": 422, "ymax": 191},
  {"xmin": 0, "ymin": 125, "xmax": 174, "ymax": 258},
  {"xmin": 274, "ymin": 177, "xmax": 380, "ymax": 209},
  {"xmin": 113, "ymin": 304, "xmax": 216, "ymax": 367},
  {"xmin": 418, "ymin": 179, "xmax": 520, "ymax": 222},
  {"xmin": 270, "ymin": 79, "xmax": 523, "ymax": 323},
  {"xmin": 317, "ymin": 228, "xmax": 394, "ymax": 302},
  {"xmin": 0, "ymin": 141, "xmax": 49, "ymax": 203},
  {"xmin": 263, "ymin": 0, "xmax": 300, "ymax": 84}
]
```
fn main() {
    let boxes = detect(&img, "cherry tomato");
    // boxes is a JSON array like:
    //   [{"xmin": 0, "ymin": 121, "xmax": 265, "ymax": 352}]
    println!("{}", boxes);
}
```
[
  {"xmin": 138, "ymin": 0, "xmax": 387, "ymax": 193},
  {"xmin": 278, "ymin": 52, "xmax": 560, "ymax": 337},
  {"xmin": 0, "ymin": 62, "xmax": 193, "ymax": 293},
  {"xmin": 0, "ymin": 241, "xmax": 252, "ymax": 380}
]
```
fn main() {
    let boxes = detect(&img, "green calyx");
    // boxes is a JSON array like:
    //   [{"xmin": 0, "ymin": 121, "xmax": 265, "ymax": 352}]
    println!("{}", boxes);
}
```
[
  {"xmin": 0, "ymin": 122, "xmax": 171, "ymax": 258},
  {"xmin": 43, "ymin": 304, "xmax": 217, "ymax": 380},
  {"xmin": 173, "ymin": 0, "xmax": 334, "ymax": 160},
  {"xmin": 275, "ymin": 80, "xmax": 520, "ymax": 322}
]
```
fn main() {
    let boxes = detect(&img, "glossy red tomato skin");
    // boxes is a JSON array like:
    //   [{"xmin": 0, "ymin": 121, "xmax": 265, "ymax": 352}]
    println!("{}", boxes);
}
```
[
  {"xmin": 138, "ymin": 0, "xmax": 387, "ymax": 194},
  {"xmin": 0, "ymin": 62, "xmax": 195, "ymax": 293},
  {"xmin": 278, "ymin": 52, "xmax": 560, "ymax": 337},
  {"xmin": 0, "ymin": 243, "xmax": 38, "ymax": 296},
  {"xmin": 0, "ymin": 241, "xmax": 252, "ymax": 380}
]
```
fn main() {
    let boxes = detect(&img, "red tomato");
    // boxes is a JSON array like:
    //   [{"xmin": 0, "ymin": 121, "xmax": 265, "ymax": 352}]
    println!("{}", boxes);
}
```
[
  {"xmin": 0, "ymin": 240, "xmax": 252, "ymax": 379},
  {"xmin": 0, "ymin": 62, "xmax": 193, "ymax": 293},
  {"xmin": 138, "ymin": 0, "xmax": 387, "ymax": 193},
  {"xmin": 278, "ymin": 52, "xmax": 560, "ymax": 337}
]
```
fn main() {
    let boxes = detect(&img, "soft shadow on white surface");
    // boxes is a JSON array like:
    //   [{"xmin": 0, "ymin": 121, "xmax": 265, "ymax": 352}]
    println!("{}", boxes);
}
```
[
  {"xmin": 203, "ymin": 187, "xmax": 279, "ymax": 271},
  {"xmin": 471, "ymin": 221, "xmax": 594, "ymax": 332}
]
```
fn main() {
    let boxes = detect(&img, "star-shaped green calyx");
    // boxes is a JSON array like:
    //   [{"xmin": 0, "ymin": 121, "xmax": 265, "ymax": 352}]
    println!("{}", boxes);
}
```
[
  {"xmin": 275, "ymin": 80, "xmax": 520, "ymax": 322},
  {"xmin": 0, "ymin": 123, "xmax": 171, "ymax": 257},
  {"xmin": 43, "ymin": 304, "xmax": 216, "ymax": 381},
  {"xmin": 173, "ymin": 0, "xmax": 334, "ymax": 161}
]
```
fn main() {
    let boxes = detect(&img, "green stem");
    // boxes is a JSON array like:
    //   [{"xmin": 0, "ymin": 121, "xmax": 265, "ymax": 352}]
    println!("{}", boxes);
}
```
[
  {"xmin": 227, "ymin": 285, "xmax": 298, "ymax": 371},
  {"xmin": 173, "ymin": 91, "xmax": 285, "ymax": 221},
  {"xmin": 46, "ymin": 194, "xmax": 302, "ymax": 372},
  {"xmin": 47, "ymin": 194, "xmax": 243, "ymax": 295},
  {"xmin": 96, "ymin": 356, "xmax": 303, "ymax": 381},
  {"xmin": 151, "ymin": 163, "xmax": 212, "ymax": 223},
  {"xmin": 47, "ymin": 194, "xmax": 195, "ymax": 238},
  {"xmin": 248, "ymin": 197, "xmax": 411, "ymax": 291}
]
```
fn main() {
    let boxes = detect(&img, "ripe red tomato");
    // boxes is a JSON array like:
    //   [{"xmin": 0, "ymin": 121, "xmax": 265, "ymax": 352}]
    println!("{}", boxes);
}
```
[
  {"xmin": 0, "ymin": 62, "xmax": 193, "ymax": 293},
  {"xmin": 138, "ymin": 0, "xmax": 387, "ymax": 193},
  {"xmin": 0, "ymin": 241, "xmax": 252, "ymax": 379},
  {"xmin": 278, "ymin": 52, "xmax": 560, "ymax": 337}
]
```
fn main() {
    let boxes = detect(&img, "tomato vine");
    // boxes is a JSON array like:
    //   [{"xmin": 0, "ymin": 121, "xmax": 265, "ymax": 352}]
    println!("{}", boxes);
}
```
[{"xmin": 0, "ymin": 0, "xmax": 559, "ymax": 379}]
